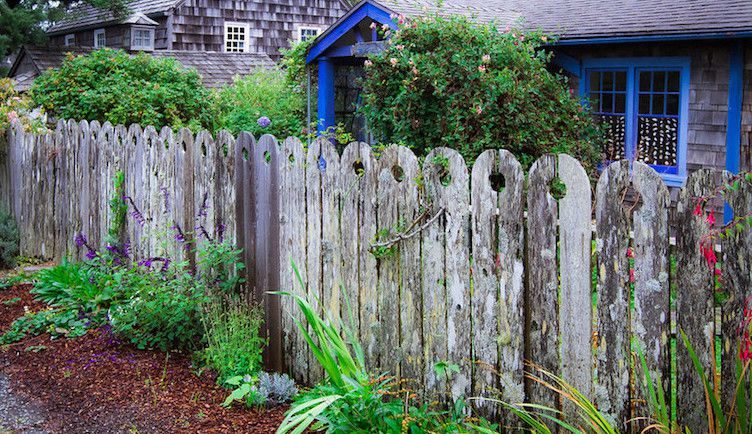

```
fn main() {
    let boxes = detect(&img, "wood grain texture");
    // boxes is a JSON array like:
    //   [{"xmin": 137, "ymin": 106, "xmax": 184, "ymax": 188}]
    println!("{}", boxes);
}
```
[
  {"xmin": 557, "ymin": 154, "xmax": 593, "ymax": 417},
  {"xmin": 594, "ymin": 161, "xmax": 631, "ymax": 432},
  {"xmin": 675, "ymin": 169, "xmax": 717, "ymax": 431},
  {"xmin": 526, "ymin": 154, "xmax": 560, "ymax": 410},
  {"xmin": 305, "ymin": 138, "xmax": 325, "ymax": 383},
  {"xmin": 630, "ymin": 161, "xmax": 671, "ymax": 424}
]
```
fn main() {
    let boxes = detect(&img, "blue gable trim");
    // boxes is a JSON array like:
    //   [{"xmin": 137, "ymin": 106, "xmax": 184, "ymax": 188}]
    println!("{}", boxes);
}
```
[
  {"xmin": 553, "ymin": 31, "xmax": 752, "ymax": 46},
  {"xmin": 306, "ymin": 0, "xmax": 396, "ymax": 64}
]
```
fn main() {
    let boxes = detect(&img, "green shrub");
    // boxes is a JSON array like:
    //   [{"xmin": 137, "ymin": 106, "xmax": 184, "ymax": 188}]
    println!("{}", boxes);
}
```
[
  {"xmin": 361, "ymin": 14, "xmax": 601, "ymax": 170},
  {"xmin": 199, "ymin": 297, "xmax": 265, "ymax": 384},
  {"xmin": 215, "ymin": 68, "xmax": 306, "ymax": 138},
  {"xmin": 29, "ymin": 49, "xmax": 215, "ymax": 131},
  {"xmin": 0, "ymin": 209, "xmax": 19, "ymax": 269}
]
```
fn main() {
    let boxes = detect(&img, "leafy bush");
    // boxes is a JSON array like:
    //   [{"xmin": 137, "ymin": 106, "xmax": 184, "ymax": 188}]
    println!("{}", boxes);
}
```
[
  {"xmin": 0, "ymin": 308, "xmax": 93, "ymax": 344},
  {"xmin": 199, "ymin": 297, "xmax": 265, "ymax": 384},
  {"xmin": 215, "ymin": 68, "xmax": 306, "ymax": 138},
  {"xmin": 108, "ymin": 262, "xmax": 209, "ymax": 351},
  {"xmin": 0, "ymin": 209, "xmax": 19, "ymax": 269},
  {"xmin": 0, "ymin": 78, "xmax": 46, "ymax": 134},
  {"xmin": 29, "ymin": 49, "xmax": 215, "ymax": 131},
  {"xmin": 361, "ymin": 14, "xmax": 601, "ymax": 169}
]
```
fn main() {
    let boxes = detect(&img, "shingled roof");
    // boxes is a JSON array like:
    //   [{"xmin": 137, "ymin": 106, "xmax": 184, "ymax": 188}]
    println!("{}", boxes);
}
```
[
  {"xmin": 369, "ymin": 0, "xmax": 752, "ymax": 40},
  {"xmin": 47, "ymin": 0, "xmax": 179, "ymax": 35},
  {"xmin": 9, "ymin": 46, "xmax": 273, "ymax": 90}
]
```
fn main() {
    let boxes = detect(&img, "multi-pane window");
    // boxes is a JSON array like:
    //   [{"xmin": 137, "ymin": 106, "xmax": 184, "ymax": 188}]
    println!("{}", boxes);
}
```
[
  {"xmin": 94, "ymin": 29, "xmax": 106, "ymax": 48},
  {"xmin": 131, "ymin": 26, "xmax": 154, "ymax": 51},
  {"xmin": 224, "ymin": 22, "xmax": 249, "ymax": 52},
  {"xmin": 64, "ymin": 34, "xmax": 75, "ymax": 46},
  {"xmin": 298, "ymin": 26, "xmax": 321, "ymax": 42},
  {"xmin": 583, "ymin": 58, "xmax": 689, "ymax": 186}
]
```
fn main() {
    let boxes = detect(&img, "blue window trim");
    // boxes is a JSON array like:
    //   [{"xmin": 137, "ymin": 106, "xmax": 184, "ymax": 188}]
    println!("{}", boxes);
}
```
[{"xmin": 580, "ymin": 57, "xmax": 691, "ymax": 187}]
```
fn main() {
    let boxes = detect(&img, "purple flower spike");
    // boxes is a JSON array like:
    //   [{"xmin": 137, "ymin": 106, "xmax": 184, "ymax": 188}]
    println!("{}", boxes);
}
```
[
  {"xmin": 123, "ymin": 196, "xmax": 146, "ymax": 227},
  {"xmin": 75, "ymin": 233, "xmax": 88, "ymax": 248},
  {"xmin": 216, "ymin": 223, "xmax": 226, "ymax": 242},
  {"xmin": 85, "ymin": 249, "xmax": 97, "ymax": 260},
  {"xmin": 172, "ymin": 224, "xmax": 186, "ymax": 243},
  {"xmin": 257, "ymin": 116, "xmax": 271, "ymax": 128},
  {"xmin": 161, "ymin": 258, "xmax": 171, "ymax": 272}
]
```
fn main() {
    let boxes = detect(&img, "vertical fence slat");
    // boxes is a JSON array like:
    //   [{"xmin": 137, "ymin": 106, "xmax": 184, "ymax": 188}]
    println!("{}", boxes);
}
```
[
  {"xmin": 526, "ymin": 154, "xmax": 559, "ymax": 409},
  {"xmin": 719, "ymin": 175, "xmax": 751, "ymax": 412},
  {"xmin": 423, "ymin": 148, "xmax": 471, "ymax": 402},
  {"xmin": 279, "ymin": 136, "xmax": 307, "ymax": 382},
  {"xmin": 320, "ymin": 141, "xmax": 341, "ymax": 332},
  {"xmin": 631, "ymin": 161, "xmax": 671, "ymax": 422},
  {"xmin": 594, "ymin": 161, "xmax": 632, "ymax": 431},
  {"xmin": 557, "ymin": 154, "xmax": 594, "ymax": 415},
  {"xmin": 339, "ymin": 142, "xmax": 378, "ymax": 369},
  {"xmin": 305, "ymin": 138, "xmax": 325, "ymax": 382},
  {"xmin": 676, "ymin": 169, "xmax": 722, "ymax": 430},
  {"xmin": 470, "ymin": 149, "xmax": 524, "ymax": 416}
]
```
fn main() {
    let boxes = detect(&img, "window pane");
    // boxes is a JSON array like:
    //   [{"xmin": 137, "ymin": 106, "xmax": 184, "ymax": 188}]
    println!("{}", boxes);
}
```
[
  {"xmin": 602, "ymin": 71, "xmax": 614, "ymax": 91},
  {"xmin": 639, "ymin": 71, "xmax": 652, "ymax": 92},
  {"xmin": 653, "ymin": 71, "xmax": 666, "ymax": 92},
  {"xmin": 614, "ymin": 93, "xmax": 626, "ymax": 113},
  {"xmin": 666, "ymin": 94, "xmax": 679, "ymax": 115},
  {"xmin": 637, "ymin": 116, "xmax": 678, "ymax": 167},
  {"xmin": 667, "ymin": 71, "xmax": 680, "ymax": 92},
  {"xmin": 639, "ymin": 94, "xmax": 651, "ymax": 114},
  {"xmin": 601, "ymin": 93, "xmax": 614, "ymax": 113},
  {"xmin": 590, "ymin": 72, "xmax": 600, "ymax": 91},
  {"xmin": 652, "ymin": 94, "xmax": 665, "ymax": 115},
  {"xmin": 615, "ymin": 71, "xmax": 627, "ymax": 91},
  {"xmin": 597, "ymin": 114, "xmax": 627, "ymax": 160}
]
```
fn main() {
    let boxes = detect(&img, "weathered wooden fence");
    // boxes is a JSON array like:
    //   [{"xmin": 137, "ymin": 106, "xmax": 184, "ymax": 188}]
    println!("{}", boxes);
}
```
[{"xmin": 1, "ymin": 120, "xmax": 751, "ymax": 430}]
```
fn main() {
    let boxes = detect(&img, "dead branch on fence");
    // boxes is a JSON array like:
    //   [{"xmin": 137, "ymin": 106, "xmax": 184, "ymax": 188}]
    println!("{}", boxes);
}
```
[{"xmin": 369, "ymin": 207, "xmax": 445, "ymax": 252}]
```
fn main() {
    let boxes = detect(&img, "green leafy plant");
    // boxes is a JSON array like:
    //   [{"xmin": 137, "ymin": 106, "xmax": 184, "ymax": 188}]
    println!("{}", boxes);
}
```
[
  {"xmin": 361, "ymin": 14, "xmax": 601, "ymax": 170},
  {"xmin": 0, "ymin": 307, "xmax": 93, "ymax": 344},
  {"xmin": 214, "ymin": 68, "xmax": 306, "ymax": 139},
  {"xmin": 198, "ymin": 296, "xmax": 264, "ymax": 384},
  {"xmin": 223, "ymin": 372, "xmax": 297, "ymax": 408},
  {"xmin": 0, "ymin": 208, "xmax": 20, "ymax": 269},
  {"xmin": 29, "ymin": 49, "xmax": 215, "ymax": 131}
]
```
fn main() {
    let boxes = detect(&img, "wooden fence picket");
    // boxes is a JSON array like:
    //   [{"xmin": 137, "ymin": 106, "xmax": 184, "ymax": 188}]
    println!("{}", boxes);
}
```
[
  {"xmin": 423, "ymin": 147, "xmax": 471, "ymax": 403},
  {"xmin": 304, "ymin": 138, "xmax": 325, "ymax": 382},
  {"xmin": 594, "ymin": 160, "xmax": 632, "ymax": 432},
  {"xmin": 470, "ymin": 149, "xmax": 524, "ymax": 416},
  {"xmin": 675, "ymin": 169, "xmax": 723, "ymax": 432}
]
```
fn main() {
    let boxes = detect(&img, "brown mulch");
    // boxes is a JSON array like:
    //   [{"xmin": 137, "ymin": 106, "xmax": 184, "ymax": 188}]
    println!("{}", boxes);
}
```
[{"xmin": 0, "ymin": 285, "xmax": 288, "ymax": 433}]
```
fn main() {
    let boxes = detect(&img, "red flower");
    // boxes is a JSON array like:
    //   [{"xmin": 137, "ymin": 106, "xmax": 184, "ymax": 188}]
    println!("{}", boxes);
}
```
[
  {"xmin": 693, "ymin": 202, "xmax": 703, "ymax": 216},
  {"xmin": 626, "ymin": 247, "xmax": 634, "ymax": 258},
  {"xmin": 714, "ymin": 268, "xmax": 722, "ymax": 276},
  {"xmin": 629, "ymin": 268, "xmax": 635, "ymax": 283},
  {"xmin": 707, "ymin": 210, "xmax": 716, "ymax": 226},
  {"xmin": 702, "ymin": 245, "xmax": 717, "ymax": 269}
]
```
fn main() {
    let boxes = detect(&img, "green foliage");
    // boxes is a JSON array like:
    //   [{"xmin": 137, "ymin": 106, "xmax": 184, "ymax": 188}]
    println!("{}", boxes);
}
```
[
  {"xmin": 108, "ymin": 261, "xmax": 209, "ymax": 351},
  {"xmin": 275, "ymin": 262, "xmax": 494, "ymax": 434},
  {"xmin": 0, "ymin": 307, "xmax": 93, "ymax": 344},
  {"xmin": 0, "ymin": 78, "xmax": 46, "ymax": 134},
  {"xmin": 0, "ymin": 208, "xmax": 19, "ymax": 269},
  {"xmin": 195, "ymin": 240, "xmax": 245, "ymax": 294},
  {"xmin": 107, "ymin": 170, "xmax": 127, "ymax": 247},
  {"xmin": 223, "ymin": 372, "xmax": 297, "ymax": 408},
  {"xmin": 29, "ymin": 49, "xmax": 215, "ymax": 131},
  {"xmin": 198, "ymin": 297, "xmax": 265, "ymax": 384},
  {"xmin": 215, "ymin": 68, "xmax": 306, "ymax": 138},
  {"xmin": 361, "ymin": 14, "xmax": 601, "ymax": 170},
  {"xmin": 31, "ymin": 260, "xmax": 114, "ymax": 311}
]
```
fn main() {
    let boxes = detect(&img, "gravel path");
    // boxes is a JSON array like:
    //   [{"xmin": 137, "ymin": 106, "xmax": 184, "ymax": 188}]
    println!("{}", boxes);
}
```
[{"xmin": 0, "ymin": 372, "xmax": 49, "ymax": 434}]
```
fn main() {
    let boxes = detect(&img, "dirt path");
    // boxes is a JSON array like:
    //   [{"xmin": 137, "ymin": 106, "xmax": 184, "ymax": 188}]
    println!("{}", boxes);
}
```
[{"xmin": 0, "ymin": 372, "xmax": 49, "ymax": 434}]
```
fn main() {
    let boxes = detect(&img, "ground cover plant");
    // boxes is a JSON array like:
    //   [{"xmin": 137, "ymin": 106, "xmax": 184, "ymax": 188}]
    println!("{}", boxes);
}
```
[{"xmin": 361, "ymin": 14, "xmax": 601, "ymax": 170}]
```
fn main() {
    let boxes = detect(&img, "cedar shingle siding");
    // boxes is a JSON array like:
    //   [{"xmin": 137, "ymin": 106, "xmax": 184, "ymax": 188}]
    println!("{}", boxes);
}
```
[{"xmin": 170, "ymin": 0, "xmax": 346, "ymax": 59}]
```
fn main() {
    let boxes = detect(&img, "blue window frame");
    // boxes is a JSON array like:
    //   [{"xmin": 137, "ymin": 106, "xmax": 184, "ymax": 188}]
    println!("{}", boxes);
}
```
[{"xmin": 581, "ymin": 57, "xmax": 690, "ymax": 187}]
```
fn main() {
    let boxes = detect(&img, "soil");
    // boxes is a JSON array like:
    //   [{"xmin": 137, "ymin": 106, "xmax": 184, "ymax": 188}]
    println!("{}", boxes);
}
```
[{"xmin": 0, "ymin": 285, "xmax": 288, "ymax": 433}]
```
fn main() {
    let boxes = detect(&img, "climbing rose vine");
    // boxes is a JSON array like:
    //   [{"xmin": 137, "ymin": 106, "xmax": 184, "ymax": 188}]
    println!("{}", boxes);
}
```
[{"xmin": 360, "ymin": 14, "xmax": 602, "ymax": 170}]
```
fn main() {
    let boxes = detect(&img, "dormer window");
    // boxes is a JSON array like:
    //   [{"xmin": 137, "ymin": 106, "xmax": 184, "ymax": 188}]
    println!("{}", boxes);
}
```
[
  {"xmin": 297, "ymin": 26, "xmax": 322, "ymax": 42},
  {"xmin": 94, "ymin": 29, "xmax": 106, "ymax": 48},
  {"xmin": 131, "ymin": 26, "xmax": 155, "ymax": 51},
  {"xmin": 64, "ymin": 34, "xmax": 75, "ymax": 46},
  {"xmin": 224, "ymin": 22, "xmax": 250, "ymax": 52}
]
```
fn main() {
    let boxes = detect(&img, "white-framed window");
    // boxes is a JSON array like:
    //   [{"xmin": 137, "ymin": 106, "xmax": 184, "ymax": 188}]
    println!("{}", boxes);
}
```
[
  {"xmin": 131, "ymin": 26, "xmax": 155, "ymax": 51},
  {"xmin": 224, "ymin": 21, "xmax": 250, "ymax": 52},
  {"xmin": 297, "ymin": 25, "xmax": 321, "ymax": 42},
  {"xmin": 93, "ymin": 28, "xmax": 106, "ymax": 48},
  {"xmin": 64, "ymin": 34, "xmax": 75, "ymax": 47}
]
